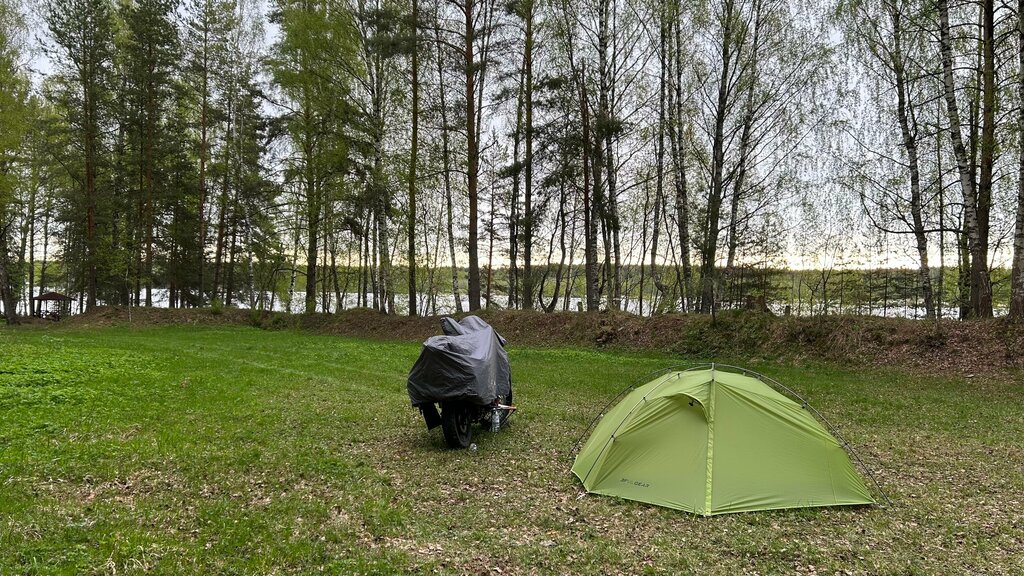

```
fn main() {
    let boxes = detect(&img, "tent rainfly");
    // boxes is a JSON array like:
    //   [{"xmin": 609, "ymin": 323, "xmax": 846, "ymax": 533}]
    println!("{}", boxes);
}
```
[{"xmin": 572, "ymin": 365, "xmax": 876, "ymax": 516}]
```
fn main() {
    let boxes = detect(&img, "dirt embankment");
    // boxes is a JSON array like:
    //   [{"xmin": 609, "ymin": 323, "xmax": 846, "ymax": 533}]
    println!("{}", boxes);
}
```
[{"xmin": 52, "ymin": 305, "xmax": 1024, "ymax": 377}]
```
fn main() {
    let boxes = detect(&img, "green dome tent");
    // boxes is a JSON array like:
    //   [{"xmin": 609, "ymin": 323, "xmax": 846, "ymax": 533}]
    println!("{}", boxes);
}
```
[{"xmin": 572, "ymin": 365, "xmax": 876, "ymax": 516}]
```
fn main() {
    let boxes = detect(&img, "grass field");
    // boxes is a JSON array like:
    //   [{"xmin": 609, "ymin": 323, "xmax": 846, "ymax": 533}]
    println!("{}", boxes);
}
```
[{"xmin": 1, "ymin": 324, "xmax": 1023, "ymax": 575}]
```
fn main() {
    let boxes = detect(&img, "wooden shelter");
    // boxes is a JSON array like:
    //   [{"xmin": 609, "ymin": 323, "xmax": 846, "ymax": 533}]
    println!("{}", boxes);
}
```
[{"xmin": 32, "ymin": 291, "xmax": 74, "ymax": 320}]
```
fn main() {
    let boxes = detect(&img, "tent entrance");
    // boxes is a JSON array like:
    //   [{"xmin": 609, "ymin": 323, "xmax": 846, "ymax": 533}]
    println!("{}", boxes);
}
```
[{"xmin": 586, "ymin": 395, "xmax": 711, "ymax": 513}]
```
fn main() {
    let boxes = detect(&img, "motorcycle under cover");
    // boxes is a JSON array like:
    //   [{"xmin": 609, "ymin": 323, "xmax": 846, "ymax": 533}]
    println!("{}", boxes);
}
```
[{"xmin": 407, "ymin": 316, "xmax": 511, "ymax": 407}]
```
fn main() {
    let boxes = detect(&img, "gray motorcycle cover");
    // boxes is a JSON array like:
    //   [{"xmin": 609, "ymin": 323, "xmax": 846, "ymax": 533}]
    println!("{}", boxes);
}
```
[{"xmin": 407, "ymin": 316, "xmax": 511, "ymax": 407}]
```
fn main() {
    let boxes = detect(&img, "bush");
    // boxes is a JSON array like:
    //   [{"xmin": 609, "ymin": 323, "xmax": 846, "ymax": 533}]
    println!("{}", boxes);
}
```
[{"xmin": 248, "ymin": 309, "xmax": 265, "ymax": 328}]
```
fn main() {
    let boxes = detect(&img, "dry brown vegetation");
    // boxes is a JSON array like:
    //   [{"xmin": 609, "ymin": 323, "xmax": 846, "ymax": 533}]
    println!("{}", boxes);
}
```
[{"xmin": 64, "ymin": 306, "xmax": 1024, "ymax": 376}]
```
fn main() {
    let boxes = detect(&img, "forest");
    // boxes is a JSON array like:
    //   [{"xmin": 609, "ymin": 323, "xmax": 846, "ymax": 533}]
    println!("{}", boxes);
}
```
[{"xmin": 2, "ymin": 0, "xmax": 1024, "ymax": 322}]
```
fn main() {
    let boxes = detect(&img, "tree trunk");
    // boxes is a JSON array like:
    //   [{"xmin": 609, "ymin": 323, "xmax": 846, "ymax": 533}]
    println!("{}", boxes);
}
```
[
  {"xmin": 938, "ymin": 0, "xmax": 987, "ymax": 319},
  {"xmin": 1011, "ymin": 0, "xmax": 1024, "ymax": 320},
  {"xmin": 0, "ymin": 220, "xmax": 18, "ymax": 324},
  {"xmin": 433, "ymin": 17, "xmax": 462, "ymax": 313},
  {"xmin": 407, "ymin": 0, "xmax": 419, "ymax": 316},
  {"xmin": 321, "ymin": 230, "xmax": 330, "ymax": 313},
  {"xmin": 509, "ymin": 55, "xmax": 524, "ymax": 309},
  {"xmin": 563, "ymin": 186, "xmax": 578, "ymax": 311},
  {"xmin": 26, "ymin": 174, "xmax": 37, "ymax": 316},
  {"xmin": 464, "ymin": 0, "xmax": 481, "ymax": 311},
  {"xmin": 304, "ymin": 137, "xmax": 319, "ymax": 314},
  {"xmin": 544, "ymin": 157, "xmax": 569, "ymax": 313},
  {"xmin": 702, "ymin": 0, "xmax": 736, "ymax": 314},
  {"xmin": 891, "ymin": 6, "xmax": 935, "ymax": 319},
  {"xmin": 421, "ymin": 209, "xmax": 436, "ymax": 314},
  {"xmin": 650, "ymin": 0, "xmax": 668, "ymax": 311},
  {"xmin": 581, "ymin": 60, "xmax": 602, "ymax": 311},
  {"xmin": 671, "ymin": 8, "xmax": 693, "ymax": 311},
  {"xmin": 486, "ymin": 188, "xmax": 495, "ymax": 307},
  {"xmin": 957, "ymin": 231, "xmax": 970, "ymax": 319},
  {"xmin": 226, "ymin": 205, "xmax": 237, "ymax": 307},
  {"xmin": 725, "ymin": 1, "xmax": 761, "ymax": 274},
  {"xmin": 286, "ymin": 207, "xmax": 301, "ymax": 313},
  {"xmin": 522, "ymin": 0, "xmax": 536, "ymax": 310},
  {"xmin": 198, "ymin": 23, "xmax": 210, "ymax": 306},
  {"xmin": 380, "ymin": 213, "xmax": 394, "ymax": 314},
  {"xmin": 38, "ymin": 202, "xmax": 50, "ymax": 316},
  {"xmin": 362, "ymin": 216, "xmax": 371, "ymax": 307},
  {"xmin": 330, "ymin": 232, "xmax": 343, "ymax": 313},
  {"xmin": 975, "ymin": 0, "xmax": 994, "ymax": 317},
  {"xmin": 598, "ymin": 0, "xmax": 620, "ymax": 311},
  {"xmin": 372, "ymin": 79, "xmax": 395, "ymax": 315},
  {"xmin": 85, "ymin": 72, "xmax": 98, "ymax": 310},
  {"xmin": 371, "ymin": 213, "xmax": 379, "ymax": 311},
  {"xmin": 213, "ymin": 93, "xmax": 233, "ymax": 303},
  {"xmin": 936, "ymin": 99, "xmax": 945, "ymax": 319},
  {"xmin": 144, "ymin": 49, "xmax": 156, "ymax": 308}
]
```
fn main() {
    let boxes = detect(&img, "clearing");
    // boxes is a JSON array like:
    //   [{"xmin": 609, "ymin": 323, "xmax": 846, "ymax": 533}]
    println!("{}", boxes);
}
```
[{"xmin": 1, "ymin": 324, "xmax": 1022, "ymax": 574}]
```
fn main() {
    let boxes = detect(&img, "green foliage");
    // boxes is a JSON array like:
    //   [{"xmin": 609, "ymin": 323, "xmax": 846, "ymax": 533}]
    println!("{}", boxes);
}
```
[
  {"xmin": 0, "ymin": 0, "xmax": 29, "ymax": 205},
  {"xmin": 269, "ymin": 0, "xmax": 363, "ymax": 171},
  {"xmin": 0, "ymin": 337, "xmax": 157, "ymax": 408}
]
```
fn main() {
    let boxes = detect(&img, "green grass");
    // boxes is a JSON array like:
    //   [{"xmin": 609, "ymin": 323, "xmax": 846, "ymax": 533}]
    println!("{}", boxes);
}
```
[{"xmin": 1, "ymin": 325, "xmax": 1023, "ymax": 575}]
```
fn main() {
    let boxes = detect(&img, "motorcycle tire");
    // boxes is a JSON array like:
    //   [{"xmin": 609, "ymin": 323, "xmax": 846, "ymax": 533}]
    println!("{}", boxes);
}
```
[{"xmin": 441, "ymin": 402, "xmax": 472, "ymax": 448}]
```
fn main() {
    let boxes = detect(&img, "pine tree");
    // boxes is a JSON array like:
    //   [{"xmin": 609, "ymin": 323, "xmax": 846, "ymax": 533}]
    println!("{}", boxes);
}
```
[
  {"xmin": 122, "ymin": 0, "xmax": 182, "ymax": 306},
  {"xmin": 45, "ymin": 0, "xmax": 116, "ymax": 309},
  {"xmin": 186, "ymin": 0, "xmax": 234, "ymax": 305}
]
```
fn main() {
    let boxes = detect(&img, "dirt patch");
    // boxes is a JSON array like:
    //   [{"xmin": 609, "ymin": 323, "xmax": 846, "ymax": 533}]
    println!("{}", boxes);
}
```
[
  {"xmin": 55, "ymin": 306, "xmax": 1024, "ymax": 376},
  {"xmin": 59, "ymin": 305, "xmax": 251, "ymax": 328}
]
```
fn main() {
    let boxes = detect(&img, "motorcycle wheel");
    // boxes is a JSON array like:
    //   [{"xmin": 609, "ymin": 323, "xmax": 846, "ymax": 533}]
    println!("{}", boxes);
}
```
[{"xmin": 441, "ymin": 402, "xmax": 472, "ymax": 448}]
